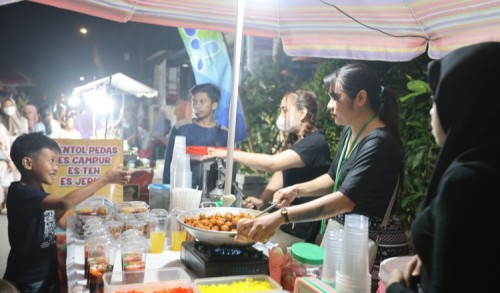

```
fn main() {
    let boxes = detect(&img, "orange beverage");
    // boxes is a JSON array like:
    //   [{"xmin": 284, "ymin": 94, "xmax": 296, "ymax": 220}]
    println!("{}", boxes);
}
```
[
  {"xmin": 171, "ymin": 230, "xmax": 187, "ymax": 252},
  {"xmin": 150, "ymin": 231, "xmax": 166, "ymax": 253}
]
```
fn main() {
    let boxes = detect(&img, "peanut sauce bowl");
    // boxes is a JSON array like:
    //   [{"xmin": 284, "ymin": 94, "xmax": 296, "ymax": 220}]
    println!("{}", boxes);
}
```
[{"xmin": 176, "ymin": 207, "xmax": 265, "ymax": 246}]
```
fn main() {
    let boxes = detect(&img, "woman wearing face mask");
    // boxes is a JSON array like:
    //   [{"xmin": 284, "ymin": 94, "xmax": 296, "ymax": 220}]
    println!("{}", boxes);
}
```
[
  {"xmin": 205, "ymin": 89, "xmax": 332, "ymax": 245},
  {"xmin": 0, "ymin": 97, "xmax": 25, "ymax": 213},
  {"xmin": 0, "ymin": 97, "xmax": 28, "ymax": 136},
  {"xmin": 236, "ymin": 63, "xmax": 409, "ymax": 292}
]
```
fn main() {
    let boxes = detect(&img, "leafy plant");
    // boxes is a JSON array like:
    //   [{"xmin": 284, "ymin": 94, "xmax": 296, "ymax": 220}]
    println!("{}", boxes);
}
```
[
  {"xmin": 238, "ymin": 55, "xmax": 439, "ymax": 233},
  {"xmin": 238, "ymin": 64, "xmax": 303, "ymax": 176}
]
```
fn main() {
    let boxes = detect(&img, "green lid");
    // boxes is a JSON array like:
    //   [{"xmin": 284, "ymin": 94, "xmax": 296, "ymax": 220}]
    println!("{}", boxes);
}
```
[{"xmin": 290, "ymin": 242, "xmax": 324, "ymax": 265}]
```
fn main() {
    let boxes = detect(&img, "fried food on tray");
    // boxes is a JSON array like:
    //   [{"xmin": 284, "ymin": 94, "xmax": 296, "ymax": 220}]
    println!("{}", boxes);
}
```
[{"xmin": 183, "ymin": 212, "xmax": 254, "ymax": 232}]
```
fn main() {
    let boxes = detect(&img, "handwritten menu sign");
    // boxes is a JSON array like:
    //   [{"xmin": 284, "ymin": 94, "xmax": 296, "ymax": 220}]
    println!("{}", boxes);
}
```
[{"xmin": 44, "ymin": 139, "xmax": 124, "ymax": 203}]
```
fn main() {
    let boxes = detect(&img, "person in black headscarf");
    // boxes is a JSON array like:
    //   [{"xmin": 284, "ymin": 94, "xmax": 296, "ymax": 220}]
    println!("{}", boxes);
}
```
[{"xmin": 386, "ymin": 42, "xmax": 500, "ymax": 292}]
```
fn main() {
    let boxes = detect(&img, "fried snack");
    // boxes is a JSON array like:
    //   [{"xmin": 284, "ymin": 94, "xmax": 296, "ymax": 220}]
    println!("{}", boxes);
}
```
[
  {"xmin": 183, "ymin": 212, "xmax": 254, "ymax": 232},
  {"xmin": 76, "ymin": 206, "xmax": 95, "ymax": 215},
  {"xmin": 96, "ymin": 205, "xmax": 108, "ymax": 216}
]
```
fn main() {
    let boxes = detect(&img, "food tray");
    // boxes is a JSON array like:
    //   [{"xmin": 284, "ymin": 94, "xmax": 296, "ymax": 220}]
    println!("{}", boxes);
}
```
[
  {"xmin": 193, "ymin": 274, "xmax": 283, "ymax": 293},
  {"xmin": 177, "ymin": 207, "xmax": 263, "ymax": 246},
  {"xmin": 103, "ymin": 267, "xmax": 193, "ymax": 293}
]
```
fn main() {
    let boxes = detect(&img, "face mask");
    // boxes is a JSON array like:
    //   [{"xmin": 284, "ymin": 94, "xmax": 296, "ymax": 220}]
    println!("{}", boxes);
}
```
[
  {"xmin": 276, "ymin": 115, "xmax": 286, "ymax": 131},
  {"xmin": 2, "ymin": 106, "xmax": 16, "ymax": 116},
  {"xmin": 287, "ymin": 113, "xmax": 301, "ymax": 132},
  {"xmin": 276, "ymin": 113, "xmax": 300, "ymax": 132}
]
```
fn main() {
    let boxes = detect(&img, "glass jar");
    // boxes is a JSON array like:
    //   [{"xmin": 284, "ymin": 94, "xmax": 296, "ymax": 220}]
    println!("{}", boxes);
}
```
[{"xmin": 281, "ymin": 242, "xmax": 324, "ymax": 292}]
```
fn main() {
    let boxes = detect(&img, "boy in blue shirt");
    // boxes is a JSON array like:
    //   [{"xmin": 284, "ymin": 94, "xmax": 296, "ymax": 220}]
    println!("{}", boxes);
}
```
[{"xmin": 3, "ymin": 132, "xmax": 131, "ymax": 292}]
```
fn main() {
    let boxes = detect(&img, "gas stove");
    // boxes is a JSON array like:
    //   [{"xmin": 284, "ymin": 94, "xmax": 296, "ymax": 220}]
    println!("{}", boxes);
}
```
[{"xmin": 180, "ymin": 241, "xmax": 269, "ymax": 278}]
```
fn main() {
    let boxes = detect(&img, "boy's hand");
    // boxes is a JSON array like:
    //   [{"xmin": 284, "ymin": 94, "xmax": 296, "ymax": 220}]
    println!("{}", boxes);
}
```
[{"xmin": 102, "ymin": 165, "xmax": 132, "ymax": 185}]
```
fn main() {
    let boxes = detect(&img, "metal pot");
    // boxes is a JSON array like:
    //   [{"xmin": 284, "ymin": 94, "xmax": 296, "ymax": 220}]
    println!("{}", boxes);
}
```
[{"xmin": 176, "ymin": 207, "xmax": 262, "ymax": 246}]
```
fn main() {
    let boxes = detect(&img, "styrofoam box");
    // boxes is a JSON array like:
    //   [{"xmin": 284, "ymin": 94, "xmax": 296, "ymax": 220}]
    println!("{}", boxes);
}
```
[
  {"xmin": 193, "ymin": 274, "xmax": 284, "ymax": 293},
  {"xmin": 103, "ymin": 267, "xmax": 193, "ymax": 293}
]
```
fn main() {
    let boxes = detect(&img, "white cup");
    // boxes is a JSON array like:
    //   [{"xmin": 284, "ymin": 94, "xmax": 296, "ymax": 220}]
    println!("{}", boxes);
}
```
[{"xmin": 170, "ymin": 136, "xmax": 187, "ymax": 188}]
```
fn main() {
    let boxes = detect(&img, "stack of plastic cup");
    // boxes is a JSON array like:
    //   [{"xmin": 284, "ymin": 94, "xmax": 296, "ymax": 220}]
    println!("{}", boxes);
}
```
[
  {"xmin": 170, "ymin": 136, "xmax": 187, "ymax": 190},
  {"xmin": 173, "ymin": 153, "xmax": 192, "ymax": 189},
  {"xmin": 321, "ymin": 228, "xmax": 343, "ymax": 287},
  {"xmin": 336, "ymin": 214, "xmax": 371, "ymax": 293}
]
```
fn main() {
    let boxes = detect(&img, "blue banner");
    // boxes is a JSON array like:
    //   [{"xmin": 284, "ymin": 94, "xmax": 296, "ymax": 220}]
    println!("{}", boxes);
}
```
[{"xmin": 178, "ymin": 28, "xmax": 247, "ymax": 143}]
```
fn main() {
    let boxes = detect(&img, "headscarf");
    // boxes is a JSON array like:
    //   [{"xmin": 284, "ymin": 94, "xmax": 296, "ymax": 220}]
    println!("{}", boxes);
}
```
[
  {"xmin": 22, "ymin": 104, "xmax": 38, "ymax": 133},
  {"xmin": 0, "ymin": 97, "xmax": 28, "ymax": 136},
  {"xmin": 424, "ymin": 41, "xmax": 500, "ymax": 206}
]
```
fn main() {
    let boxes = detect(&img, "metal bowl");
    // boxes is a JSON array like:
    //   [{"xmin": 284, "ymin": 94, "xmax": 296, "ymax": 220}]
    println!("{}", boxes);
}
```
[{"xmin": 176, "ymin": 207, "xmax": 262, "ymax": 246}]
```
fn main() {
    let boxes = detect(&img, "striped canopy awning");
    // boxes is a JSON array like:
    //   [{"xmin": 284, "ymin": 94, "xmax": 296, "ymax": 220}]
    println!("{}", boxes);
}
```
[{"xmin": 9, "ymin": 0, "xmax": 500, "ymax": 61}]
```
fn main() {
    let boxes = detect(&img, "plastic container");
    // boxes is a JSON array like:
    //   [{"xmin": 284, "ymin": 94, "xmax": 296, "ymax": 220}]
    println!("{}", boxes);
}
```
[
  {"xmin": 115, "ymin": 201, "xmax": 149, "ymax": 219},
  {"xmin": 87, "ymin": 241, "xmax": 118, "ymax": 293},
  {"xmin": 105, "ymin": 220, "xmax": 124, "ymax": 240},
  {"xmin": 194, "ymin": 274, "xmax": 283, "ymax": 293},
  {"xmin": 121, "ymin": 241, "xmax": 148, "ymax": 284},
  {"xmin": 148, "ymin": 184, "xmax": 171, "ymax": 211},
  {"xmin": 74, "ymin": 197, "xmax": 112, "ymax": 239},
  {"xmin": 103, "ymin": 267, "xmax": 192, "ymax": 293},
  {"xmin": 377, "ymin": 256, "xmax": 413, "ymax": 293},
  {"xmin": 282, "ymin": 243, "xmax": 324, "ymax": 292}
]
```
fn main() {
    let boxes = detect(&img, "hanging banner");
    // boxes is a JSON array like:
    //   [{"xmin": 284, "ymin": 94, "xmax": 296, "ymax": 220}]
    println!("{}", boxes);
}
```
[
  {"xmin": 178, "ymin": 28, "xmax": 247, "ymax": 143},
  {"xmin": 44, "ymin": 139, "xmax": 124, "ymax": 203}
]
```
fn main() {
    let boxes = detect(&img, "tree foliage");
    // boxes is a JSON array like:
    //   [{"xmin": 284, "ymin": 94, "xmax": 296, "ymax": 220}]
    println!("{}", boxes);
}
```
[{"xmin": 238, "ymin": 55, "xmax": 438, "ymax": 232}]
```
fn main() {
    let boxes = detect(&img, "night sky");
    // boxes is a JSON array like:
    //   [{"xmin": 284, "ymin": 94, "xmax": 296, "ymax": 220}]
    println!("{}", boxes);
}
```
[{"xmin": 0, "ymin": 1, "xmax": 184, "ymax": 100}]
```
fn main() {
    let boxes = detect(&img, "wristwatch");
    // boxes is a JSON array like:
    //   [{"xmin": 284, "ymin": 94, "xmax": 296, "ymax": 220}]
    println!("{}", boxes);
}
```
[{"xmin": 280, "ymin": 208, "xmax": 290, "ymax": 223}]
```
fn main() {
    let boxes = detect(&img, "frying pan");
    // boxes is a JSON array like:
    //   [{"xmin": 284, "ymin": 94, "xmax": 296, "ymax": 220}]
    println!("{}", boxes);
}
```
[{"xmin": 176, "ymin": 207, "xmax": 266, "ymax": 246}]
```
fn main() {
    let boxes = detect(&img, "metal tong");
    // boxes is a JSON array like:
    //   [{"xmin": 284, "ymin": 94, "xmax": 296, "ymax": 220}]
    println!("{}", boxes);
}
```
[{"xmin": 255, "ymin": 202, "xmax": 278, "ymax": 218}]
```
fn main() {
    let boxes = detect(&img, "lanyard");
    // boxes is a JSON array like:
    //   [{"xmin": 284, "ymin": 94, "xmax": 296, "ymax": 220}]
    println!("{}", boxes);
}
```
[{"xmin": 333, "ymin": 114, "xmax": 377, "ymax": 192}]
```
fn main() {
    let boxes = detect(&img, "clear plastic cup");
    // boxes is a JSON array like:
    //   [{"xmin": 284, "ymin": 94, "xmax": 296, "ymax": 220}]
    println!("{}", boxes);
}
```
[
  {"xmin": 340, "ymin": 214, "xmax": 370, "ymax": 277},
  {"xmin": 83, "ymin": 228, "xmax": 109, "ymax": 280},
  {"xmin": 105, "ymin": 220, "xmax": 124, "ymax": 240},
  {"xmin": 87, "ymin": 241, "xmax": 118, "ymax": 293},
  {"xmin": 169, "ymin": 208, "xmax": 186, "ymax": 251},
  {"xmin": 124, "ymin": 219, "xmax": 146, "ymax": 236},
  {"xmin": 121, "ymin": 238, "xmax": 148, "ymax": 284},
  {"xmin": 150, "ymin": 208, "xmax": 169, "ymax": 217},
  {"xmin": 321, "ymin": 228, "xmax": 343, "ymax": 286},
  {"xmin": 149, "ymin": 215, "xmax": 168, "ymax": 253},
  {"xmin": 120, "ymin": 229, "xmax": 144, "ymax": 243}
]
